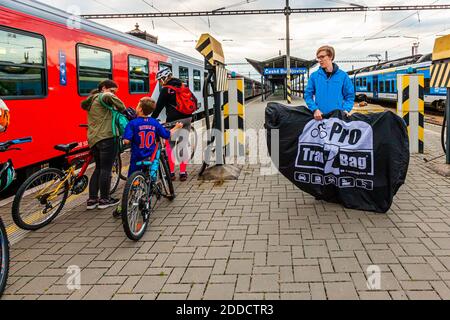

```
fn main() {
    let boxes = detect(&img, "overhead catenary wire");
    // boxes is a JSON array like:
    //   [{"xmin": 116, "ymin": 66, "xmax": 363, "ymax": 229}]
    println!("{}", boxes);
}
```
[
  {"xmin": 80, "ymin": 4, "xmax": 450, "ymax": 19},
  {"xmin": 141, "ymin": 0, "xmax": 198, "ymax": 38}
]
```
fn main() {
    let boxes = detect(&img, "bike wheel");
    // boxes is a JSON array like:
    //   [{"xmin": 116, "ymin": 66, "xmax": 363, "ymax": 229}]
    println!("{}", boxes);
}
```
[
  {"xmin": 110, "ymin": 154, "xmax": 121, "ymax": 195},
  {"xmin": 0, "ymin": 218, "xmax": 9, "ymax": 297},
  {"xmin": 121, "ymin": 171, "xmax": 152, "ymax": 241},
  {"xmin": 159, "ymin": 152, "xmax": 175, "ymax": 200},
  {"xmin": 12, "ymin": 168, "xmax": 69, "ymax": 231}
]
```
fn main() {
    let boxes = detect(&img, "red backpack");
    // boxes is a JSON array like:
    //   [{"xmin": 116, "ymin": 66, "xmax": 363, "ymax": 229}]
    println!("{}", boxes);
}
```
[{"xmin": 164, "ymin": 84, "xmax": 198, "ymax": 115}]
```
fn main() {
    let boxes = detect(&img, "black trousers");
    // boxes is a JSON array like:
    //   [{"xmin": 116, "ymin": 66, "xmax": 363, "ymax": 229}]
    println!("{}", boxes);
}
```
[{"xmin": 89, "ymin": 138, "xmax": 117, "ymax": 200}]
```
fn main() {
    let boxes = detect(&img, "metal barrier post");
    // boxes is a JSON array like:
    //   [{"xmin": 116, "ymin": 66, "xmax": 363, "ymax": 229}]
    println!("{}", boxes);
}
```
[
  {"xmin": 397, "ymin": 74, "xmax": 425, "ymax": 154},
  {"xmin": 224, "ymin": 77, "xmax": 245, "ymax": 158}
]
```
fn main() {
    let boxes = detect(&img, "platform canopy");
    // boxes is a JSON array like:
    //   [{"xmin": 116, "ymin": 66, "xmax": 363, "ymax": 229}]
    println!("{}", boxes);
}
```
[{"xmin": 246, "ymin": 55, "xmax": 317, "ymax": 78}]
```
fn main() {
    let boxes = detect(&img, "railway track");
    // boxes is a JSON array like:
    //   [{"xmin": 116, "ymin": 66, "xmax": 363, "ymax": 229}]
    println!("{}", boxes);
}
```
[{"xmin": 355, "ymin": 102, "xmax": 444, "ymax": 126}]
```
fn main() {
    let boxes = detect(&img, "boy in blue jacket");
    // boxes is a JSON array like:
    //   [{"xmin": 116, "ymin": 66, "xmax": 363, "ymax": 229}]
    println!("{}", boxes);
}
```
[{"xmin": 305, "ymin": 45, "xmax": 355, "ymax": 120}]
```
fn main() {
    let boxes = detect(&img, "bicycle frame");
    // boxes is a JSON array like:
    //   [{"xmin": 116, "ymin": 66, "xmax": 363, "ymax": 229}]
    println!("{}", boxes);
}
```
[{"xmin": 35, "ymin": 151, "xmax": 93, "ymax": 201}]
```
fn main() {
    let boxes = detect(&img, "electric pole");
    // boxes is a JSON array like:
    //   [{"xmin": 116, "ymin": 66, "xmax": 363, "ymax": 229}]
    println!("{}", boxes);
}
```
[{"xmin": 285, "ymin": 0, "xmax": 292, "ymax": 104}]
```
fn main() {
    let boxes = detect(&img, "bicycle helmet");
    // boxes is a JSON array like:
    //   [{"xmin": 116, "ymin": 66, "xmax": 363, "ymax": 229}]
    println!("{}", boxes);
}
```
[
  {"xmin": 0, "ymin": 160, "xmax": 14, "ymax": 193},
  {"xmin": 0, "ymin": 99, "xmax": 10, "ymax": 133},
  {"xmin": 156, "ymin": 67, "xmax": 173, "ymax": 82}
]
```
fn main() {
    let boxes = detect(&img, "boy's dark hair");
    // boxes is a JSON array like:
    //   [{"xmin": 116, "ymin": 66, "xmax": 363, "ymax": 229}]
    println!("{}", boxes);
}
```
[
  {"xmin": 90, "ymin": 79, "xmax": 118, "ymax": 95},
  {"xmin": 139, "ymin": 97, "xmax": 156, "ymax": 116}
]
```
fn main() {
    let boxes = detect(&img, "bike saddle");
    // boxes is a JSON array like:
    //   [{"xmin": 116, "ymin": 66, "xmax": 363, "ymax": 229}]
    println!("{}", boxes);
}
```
[{"xmin": 54, "ymin": 142, "xmax": 79, "ymax": 153}]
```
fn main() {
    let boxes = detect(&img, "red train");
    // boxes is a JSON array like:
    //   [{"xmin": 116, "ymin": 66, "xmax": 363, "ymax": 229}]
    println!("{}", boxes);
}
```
[
  {"xmin": 0, "ymin": 0, "xmax": 205, "ymax": 176},
  {"xmin": 0, "ymin": 0, "xmax": 267, "ymax": 185}
]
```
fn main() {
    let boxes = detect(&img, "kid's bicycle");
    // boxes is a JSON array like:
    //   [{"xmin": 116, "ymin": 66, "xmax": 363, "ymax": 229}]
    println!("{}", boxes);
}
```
[
  {"xmin": 0, "ymin": 136, "xmax": 32, "ymax": 297},
  {"xmin": 12, "ymin": 128, "xmax": 122, "ymax": 230},
  {"xmin": 121, "ymin": 122, "xmax": 176, "ymax": 241}
]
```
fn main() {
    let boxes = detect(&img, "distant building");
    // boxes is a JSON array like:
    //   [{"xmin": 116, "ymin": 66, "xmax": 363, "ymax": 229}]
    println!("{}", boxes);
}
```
[{"xmin": 127, "ymin": 23, "xmax": 158, "ymax": 44}]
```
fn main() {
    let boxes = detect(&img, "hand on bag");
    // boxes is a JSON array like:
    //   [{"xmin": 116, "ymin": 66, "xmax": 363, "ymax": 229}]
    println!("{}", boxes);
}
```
[
  {"xmin": 314, "ymin": 109, "xmax": 323, "ymax": 121},
  {"xmin": 344, "ymin": 111, "xmax": 350, "ymax": 117}
]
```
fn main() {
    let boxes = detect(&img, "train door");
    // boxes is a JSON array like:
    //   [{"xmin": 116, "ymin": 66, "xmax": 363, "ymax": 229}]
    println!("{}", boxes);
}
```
[{"xmin": 373, "ymin": 75, "xmax": 379, "ymax": 99}]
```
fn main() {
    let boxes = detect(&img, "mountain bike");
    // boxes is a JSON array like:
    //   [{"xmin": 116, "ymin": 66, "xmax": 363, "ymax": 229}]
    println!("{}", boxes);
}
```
[
  {"xmin": 121, "ymin": 122, "xmax": 176, "ymax": 241},
  {"xmin": 12, "ymin": 130, "xmax": 122, "ymax": 231},
  {"xmin": 0, "ymin": 137, "xmax": 32, "ymax": 297}
]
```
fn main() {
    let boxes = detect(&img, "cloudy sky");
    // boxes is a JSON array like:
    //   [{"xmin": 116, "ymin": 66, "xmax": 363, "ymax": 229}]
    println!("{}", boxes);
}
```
[{"xmin": 43, "ymin": 0, "xmax": 450, "ymax": 79}]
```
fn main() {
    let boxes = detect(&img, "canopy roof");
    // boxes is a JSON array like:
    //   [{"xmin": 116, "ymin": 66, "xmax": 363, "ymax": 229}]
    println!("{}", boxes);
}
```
[{"xmin": 246, "ymin": 55, "xmax": 317, "ymax": 76}]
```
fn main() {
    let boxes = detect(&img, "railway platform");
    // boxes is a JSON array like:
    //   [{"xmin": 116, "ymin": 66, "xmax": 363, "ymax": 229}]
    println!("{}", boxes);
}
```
[{"xmin": 1, "ymin": 96, "xmax": 450, "ymax": 300}]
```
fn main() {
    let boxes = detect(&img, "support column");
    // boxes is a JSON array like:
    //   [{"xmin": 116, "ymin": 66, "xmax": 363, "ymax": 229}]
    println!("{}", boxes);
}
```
[{"xmin": 397, "ymin": 74, "xmax": 424, "ymax": 154}]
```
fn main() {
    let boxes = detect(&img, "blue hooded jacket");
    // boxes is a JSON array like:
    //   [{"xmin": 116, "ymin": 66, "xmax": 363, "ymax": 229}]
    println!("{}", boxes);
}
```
[{"xmin": 305, "ymin": 63, "xmax": 355, "ymax": 114}]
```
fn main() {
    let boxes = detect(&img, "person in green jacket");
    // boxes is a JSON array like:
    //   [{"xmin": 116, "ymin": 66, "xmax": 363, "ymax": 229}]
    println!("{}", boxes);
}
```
[{"xmin": 81, "ymin": 80, "xmax": 126, "ymax": 210}]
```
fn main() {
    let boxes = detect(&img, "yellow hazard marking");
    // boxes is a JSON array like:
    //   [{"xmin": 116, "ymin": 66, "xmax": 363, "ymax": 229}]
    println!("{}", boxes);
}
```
[
  {"xmin": 195, "ymin": 33, "xmax": 225, "ymax": 65},
  {"xmin": 432, "ymin": 34, "xmax": 450, "ymax": 62}
]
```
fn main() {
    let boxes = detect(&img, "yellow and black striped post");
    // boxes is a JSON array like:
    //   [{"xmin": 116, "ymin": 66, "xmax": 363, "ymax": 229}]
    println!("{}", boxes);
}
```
[
  {"xmin": 195, "ymin": 33, "xmax": 225, "ymax": 67},
  {"xmin": 224, "ymin": 78, "xmax": 245, "ymax": 158},
  {"xmin": 397, "ymin": 74, "xmax": 425, "ymax": 154},
  {"xmin": 286, "ymin": 74, "xmax": 292, "ymax": 104}
]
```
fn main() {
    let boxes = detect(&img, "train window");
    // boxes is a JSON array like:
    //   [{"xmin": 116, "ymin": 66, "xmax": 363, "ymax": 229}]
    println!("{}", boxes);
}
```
[
  {"xmin": 385, "ymin": 81, "xmax": 390, "ymax": 92},
  {"xmin": 128, "ymin": 55, "xmax": 149, "ymax": 94},
  {"xmin": 380, "ymin": 81, "xmax": 384, "ymax": 92},
  {"xmin": 424, "ymin": 78, "xmax": 430, "ymax": 89},
  {"xmin": 391, "ymin": 80, "xmax": 396, "ymax": 92},
  {"xmin": 363, "ymin": 78, "xmax": 367, "ymax": 87},
  {"xmin": 77, "ymin": 44, "xmax": 112, "ymax": 95},
  {"xmin": 368, "ymin": 82, "xmax": 371, "ymax": 92},
  {"xmin": 0, "ymin": 27, "xmax": 46, "ymax": 98},
  {"xmin": 179, "ymin": 66, "xmax": 189, "ymax": 87},
  {"xmin": 193, "ymin": 69, "xmax": 201, "ymax": 92}
]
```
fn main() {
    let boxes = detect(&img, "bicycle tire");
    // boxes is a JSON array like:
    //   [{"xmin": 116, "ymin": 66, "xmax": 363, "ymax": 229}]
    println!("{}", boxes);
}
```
[
  {"xmin": 159, "ymin": 151, "xmax": 175, "ymax": 200},
  {"xmin": 121, "ymin": 171, "xmax": 150, "ymax": 241},
  {"xmin": 12, "ymin": 168, "xmax": 69, "ymax": 231},
  {"xmin": 0, "ymin": 218, "xmax": 9, "ymax": 297},
  {"xmin": 110, "ymin": 154, "xmax": 122, "ymax": 194}
]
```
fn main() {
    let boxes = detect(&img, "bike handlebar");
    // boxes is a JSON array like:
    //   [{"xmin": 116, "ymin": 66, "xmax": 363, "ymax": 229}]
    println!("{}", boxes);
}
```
[{"xmin": 0, "ymin": 136, "xmax": 32, "ymax": 152}]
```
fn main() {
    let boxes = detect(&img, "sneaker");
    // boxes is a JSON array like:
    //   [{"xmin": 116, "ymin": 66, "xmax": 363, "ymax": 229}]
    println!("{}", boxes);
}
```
[
  {"xmin": 87, "ymin": 198, "xmax": 98, "ymax": 210},
  {"xmin": 179, "ymin": 172, "xmax": 188, "ymax": 181},
  {"xmin": 170, "ymin": 172, "xmax": 176, "ymax": 181},
  {"xmin": 98, "ymin": 197, "xmax": 120, "ymax": 210},
  {"xmin": 112, "ymin": 205, "xmax": 122, "ymax": 219}
]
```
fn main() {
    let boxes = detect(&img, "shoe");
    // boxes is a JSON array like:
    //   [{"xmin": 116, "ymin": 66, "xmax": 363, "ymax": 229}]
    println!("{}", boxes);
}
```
[
  {"xmin": 180, "ymin": 172, "xmax": 188, "ymax": 181},
  {"xmin": 87, "ymin": 198, "xmax": 98, "ymax": 210},
  {"xmin": 98, "ymin": 197, "xmax": 120, "ymax": 209},
  {"xmin": 170, "ymin": 173, "xmax": 176, "ymax": 181},
  {"xmin": 112, "ymin": 205, "xmax": 122, "ymax": 219}
]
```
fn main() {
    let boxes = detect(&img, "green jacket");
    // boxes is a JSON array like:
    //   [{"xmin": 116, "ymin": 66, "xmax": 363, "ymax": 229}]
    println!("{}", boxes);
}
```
[{"xmin": 81, "ymin": 92, "xmax": 126, "ymax": 147}]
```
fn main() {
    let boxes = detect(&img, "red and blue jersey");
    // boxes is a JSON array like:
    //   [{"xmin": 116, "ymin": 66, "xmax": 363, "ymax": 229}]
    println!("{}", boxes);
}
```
[{"xmin": 123, "ymin": 117, "xmax": 170, "ymax": 165}]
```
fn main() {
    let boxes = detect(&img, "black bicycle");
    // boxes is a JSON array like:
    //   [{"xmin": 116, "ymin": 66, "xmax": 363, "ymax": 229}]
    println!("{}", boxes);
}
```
[
  {"xmin": 0, "ymin": 137, "xmax": 32, "ymax": 297},
  {"xmin": 121, "ymin": 122, "xmax": 176, "ymax": 241}
]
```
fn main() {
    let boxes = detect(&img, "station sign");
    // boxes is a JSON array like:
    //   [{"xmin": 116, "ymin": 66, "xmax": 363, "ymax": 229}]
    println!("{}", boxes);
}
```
[{"xmin": 263, "ymin": 67, "xmax": 308, "ymax": 76}]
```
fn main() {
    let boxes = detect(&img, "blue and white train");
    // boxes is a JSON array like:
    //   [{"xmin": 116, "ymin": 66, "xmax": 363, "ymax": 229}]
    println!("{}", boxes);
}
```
[{"xmin": 348, "ymin": 54, "xmax": 448, "ymax": 111}]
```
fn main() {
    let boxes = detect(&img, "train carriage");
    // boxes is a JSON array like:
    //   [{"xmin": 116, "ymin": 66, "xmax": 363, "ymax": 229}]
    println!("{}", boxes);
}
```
[
  {"xmin": 349, "ymin": 54, "xmax": 447, "ymax": 111},
  {"xmin": 0, "ymin": 0, "xmax": 266, "ymax": 183}
]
